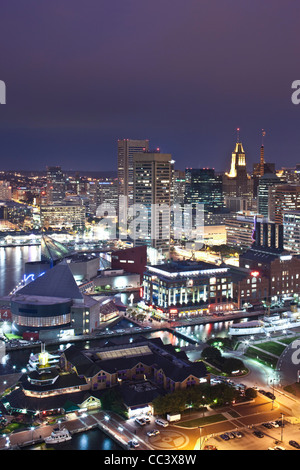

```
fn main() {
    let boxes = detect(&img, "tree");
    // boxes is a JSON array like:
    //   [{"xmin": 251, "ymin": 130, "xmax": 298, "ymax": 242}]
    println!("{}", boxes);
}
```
[
  {"xmin": 245, "ymin": 388, "xmax": 257, "ymax": 400},
  {"xmin": 201, "ymin": 346, "xmax": 222, "ymax": 362},
  {"xmin": 222, "ymin": 358, "xmax": 245, "ymax": 375}
]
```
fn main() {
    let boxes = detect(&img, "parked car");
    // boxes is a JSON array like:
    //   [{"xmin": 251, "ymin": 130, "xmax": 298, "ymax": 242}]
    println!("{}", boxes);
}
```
[
  {"xmin": 289, "ymin": 440, "xmax": 300, "ymax": 449},
  {"xmin": 263, "ymin": 423, "xmax": 273, "ymax": 429},
  {"xmin": 135, "ymin": 417, "xmax": 146, "ymax": 426},
  {"xmin": 220, "ymin": 433, "xmax": 230, "ymax": 441},
  {"xmin": 253, "ymin": 431, "xmax": 264, "ymax": 438},
  {"xmin": 155, "ymin": 419, "xmax": 169, "ymax": 427}
]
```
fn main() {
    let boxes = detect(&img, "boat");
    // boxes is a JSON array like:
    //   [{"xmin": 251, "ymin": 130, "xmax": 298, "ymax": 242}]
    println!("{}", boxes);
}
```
[
  {"xmin": 44, "ymin": 427, "xmax": 72, "ymax": 444},
  {"xmin": 229, "ymin": 312, "xmax": 300, "ymax": 336}
]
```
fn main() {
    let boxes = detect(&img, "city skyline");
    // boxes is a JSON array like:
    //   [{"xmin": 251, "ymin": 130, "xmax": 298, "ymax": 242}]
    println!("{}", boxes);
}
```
[{"xmin": 0, "ymin": 1, "xmax": 300, "ymax": 171}]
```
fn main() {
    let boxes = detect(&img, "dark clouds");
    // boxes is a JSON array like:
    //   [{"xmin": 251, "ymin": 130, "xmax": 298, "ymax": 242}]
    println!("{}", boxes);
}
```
[{"xmin": 0, "ymin": 0, "xmax": 299, "ymax": 171}]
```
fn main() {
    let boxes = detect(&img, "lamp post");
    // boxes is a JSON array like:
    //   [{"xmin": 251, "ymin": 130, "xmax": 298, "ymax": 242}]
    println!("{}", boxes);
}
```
[
  {"xmin": 280, "ymin": 413, "xmax": 284, "ymax": 443},
  {"xmin": 198, "ymin": 426, "xmax": 203, "ymax": 450}
]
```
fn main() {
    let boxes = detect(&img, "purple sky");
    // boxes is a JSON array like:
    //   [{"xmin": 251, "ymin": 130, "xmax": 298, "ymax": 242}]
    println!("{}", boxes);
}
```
[{"xmin": 0, "ymin": 0, "xmax": 300, "ymax": 172}]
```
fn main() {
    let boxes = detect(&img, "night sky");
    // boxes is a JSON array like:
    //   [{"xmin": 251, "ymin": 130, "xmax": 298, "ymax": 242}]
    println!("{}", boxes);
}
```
[{"xmin": 0, "ymin": 0, "xmax": 300, "ymax": 173}]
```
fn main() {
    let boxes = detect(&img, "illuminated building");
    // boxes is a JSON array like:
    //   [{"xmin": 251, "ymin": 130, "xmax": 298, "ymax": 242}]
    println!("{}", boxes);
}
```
[
  {"xmin": 1, "ymin": 337, "xmax": 208, "ymax": 417},
  {"xmin": 283, "ymin": 211, "xmax": 300, "ymax": 254},
  {"xmin": 10, "ymin": 262, "xmax": 100, "ymax": 340},
  {"xmin": 143, "ymin": 260, "xmax": 234, "ymax": 317},
  {"xmin": 40, "ymin": 201, "xmax": 86, "ymax": 230},
  {"xmin": 274, "ymin": 184, "xmax": 300, "ymax": 224},
  {"xmin": 223, "ymin": 136, "xmax": 253, "ymax": 205},
  {"xmin": 257, "ymin": 173, "xmax": 280, "ymax": 220},
  {"xmin": 240, "ymin": 222, "xmax": 300, "ymax": 302},
  {"xmin": 0, "ymin": 181, "xmax": 12, "ymax": 200},
  {"xmin": 133, "ymin": 150, "xmax": 173, "ymax": 260},
  {"xmin": 46, "ymin": 166, "xmax": 66, "ymax": 204},
  {"xmin": 226, "ymin": 212, "xmax": 266, "ymax": 248},
  {"xmin": 117, "ymin": 138, "xmax": 149, "ymax": 209}
]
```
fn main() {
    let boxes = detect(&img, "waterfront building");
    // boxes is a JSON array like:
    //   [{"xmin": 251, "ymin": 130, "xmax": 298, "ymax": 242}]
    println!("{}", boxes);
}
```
[
  {"xmin": 240, "ymin": 222, "xmax": 300, "ymax": 303},
  {"xmin": 9, "ymin": 262, "xmax": 100, "ymax": 340},
  {"xmin": 1, "ymin": 337, "xmax": 209, "ymax": 418},
  {"xmin": 143, "ymin": 260, "xmax": 234, "ymax": 318}
]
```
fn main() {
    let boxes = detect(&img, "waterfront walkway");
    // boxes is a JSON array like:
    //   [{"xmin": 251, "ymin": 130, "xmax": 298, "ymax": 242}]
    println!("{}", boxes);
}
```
[{"xmin": 0, "ymin": 410, "xmax": 153, "ymax": 451}]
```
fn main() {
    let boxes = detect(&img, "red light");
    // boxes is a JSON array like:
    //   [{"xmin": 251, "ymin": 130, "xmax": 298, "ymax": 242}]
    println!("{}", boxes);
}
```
[{"xmin": 251, "ymin": 271, "xmax": 260, "ymax": 277}]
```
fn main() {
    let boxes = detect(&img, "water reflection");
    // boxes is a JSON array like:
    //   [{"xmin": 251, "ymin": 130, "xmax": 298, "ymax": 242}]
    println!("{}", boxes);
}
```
[{"xmin": 0, "ymin": 245, "xmax": 41, "ymax": 296}]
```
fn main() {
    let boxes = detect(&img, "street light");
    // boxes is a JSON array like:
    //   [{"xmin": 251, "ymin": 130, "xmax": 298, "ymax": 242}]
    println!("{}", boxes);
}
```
[{"xmin": 198, "ymin": 426, "xmax": 203, "ymax": 450}]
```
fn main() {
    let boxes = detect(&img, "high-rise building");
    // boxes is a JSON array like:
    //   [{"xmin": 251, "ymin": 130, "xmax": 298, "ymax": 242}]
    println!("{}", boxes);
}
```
[
  {"xmin": 185, "ymin": 168, "xmax": 223, "ymax": 212},
  {"xmin": 257, "ymin": 172, "xmax": 280, "ymax": 220},
  {"xmin": 46, "ymin": 166, "xmax": 66, "ymax": 204},
  {"xmin": 0, "ymin": 181, "xmax": 12, "ymax": 200},
  {"xmin": 40, "ymin": 201, "xmax": 86, "ymax": 231},
  {"xmin": 133, "ymin": 150, "xmax": 172, "ymax": 260},
  {"xmin": 117, "ymin": 139, "xmax": 149, "ymax": 209},
  {"xmin": 223, "ymin": 136, "xmax": 253, "ymax": 204},
  {"xmin": 283, "ymin": 211, "xmax": 300, "ymax": 254},
  {"xmin": 274, "ymin": 184, "xmax": 300, "ymax": 224}
]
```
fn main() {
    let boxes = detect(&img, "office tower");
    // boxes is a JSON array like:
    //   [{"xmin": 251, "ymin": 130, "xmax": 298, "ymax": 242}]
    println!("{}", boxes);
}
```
[
  {"xmin": 40, "ymin": 201, "xmax": 86, "ymax": 231},
  {"xmin": 274, "ymin": 184, "xmax": 300, "ymax": 224},
  {"xmin": 173, "ymin": 170, "xmax": 186, "ymax": 205},
  {"xmin": 117, "ymin": 139, "xmax": 149, "ymax": 208},
  {"xmin": 88, "ymin": 178, "xmax": 118, "ymax": 215},
  {"xmin": 133, "ymin": 150, "xmax": 172, "ymax": 260},
  {"xmin": 257, "ymin": 173, "xmax": 280, "ymax": 219},
  {"xmin": 283, "ymin": 211, "xmax": 300, "ymax": 253},
  {"xmin": 0, "ymin": 181, "xmax": 12, "ymax": 200},
  {"xmin": 46, "ymin": 166, "xmax": 66, "ymax": 204},
  {"xmin": 223, "ymin": 135, "xmax": 253, "ymax": 205},
  {"xmin": 185, "ymin": 168, "xmax": 223, "ymax": 212}
]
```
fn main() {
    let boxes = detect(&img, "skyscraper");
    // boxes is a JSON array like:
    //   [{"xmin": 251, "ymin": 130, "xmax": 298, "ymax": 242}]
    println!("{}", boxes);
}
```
[
  {"xmin": 185, "ymin": 168, "xmax": 223, "ymax": 212},
  {"xmin": 46, "ymin": 166, "xmax": 66, "ymax": 204},
  {"xmin": 117, "ymin": 138, "xmax": 149, "ymax": 208},
  {"xmin": 133, "ymin": 150, "xmax": 172, "ymax": 260},
  {"xmin": 257, "ymin": 172, "xmax": 280, "ymax": 220},
  {"xmin": 223, "ymin": 134, "xmax": 253, "ymax": 204}
]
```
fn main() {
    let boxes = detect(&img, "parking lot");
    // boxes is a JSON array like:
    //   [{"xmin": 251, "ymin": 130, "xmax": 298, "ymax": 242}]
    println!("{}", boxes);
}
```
[{"xmin": 206, "ymin": 420, "xmax": 300, "ymax": 450}]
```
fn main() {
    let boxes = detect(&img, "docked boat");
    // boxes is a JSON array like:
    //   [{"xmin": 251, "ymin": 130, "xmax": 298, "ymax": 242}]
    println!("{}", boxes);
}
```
[
  {"xmin": 45, "ymin": 427, "xmax": 72, "ymax": 444},
  {"xmin": 229, "ymin": 312, "xmax": 300, "ymax": 336}
]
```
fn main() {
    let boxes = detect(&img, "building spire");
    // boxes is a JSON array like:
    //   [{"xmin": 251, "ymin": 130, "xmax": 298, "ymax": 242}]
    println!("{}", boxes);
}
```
[
  {"xmin": 236, "ymin": 127, "xmax": 240, "ymax": 143},
  {"xmin": 260, "ymin": 129, "xmax": 266, "ymax": 176}
]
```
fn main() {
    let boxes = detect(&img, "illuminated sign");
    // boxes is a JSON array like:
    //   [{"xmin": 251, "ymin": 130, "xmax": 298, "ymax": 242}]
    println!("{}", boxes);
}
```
[{"xmin": 250, "ymin": 271, "xmax": 260, "ymax": 277}]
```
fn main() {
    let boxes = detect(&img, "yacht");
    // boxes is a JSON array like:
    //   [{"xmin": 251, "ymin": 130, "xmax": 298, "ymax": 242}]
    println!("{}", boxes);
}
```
[
  {"xmin": 45, "ymin": 427, "xmax": 72, "ymax": 444},
  {"xmin": 229, "ymin": 312, "xmax": 300, "ymax": 336}
]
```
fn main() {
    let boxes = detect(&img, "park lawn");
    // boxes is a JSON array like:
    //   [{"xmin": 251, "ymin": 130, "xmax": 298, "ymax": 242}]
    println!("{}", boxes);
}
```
[
  {"xmin": 0, "ymin": 423, "xmax": 25, "ymax": 435},
  {"xmin": 254, "ymin": 341, "xmax": 286, "ymax": 357},
  {"xmin": 245, "ymin": 347, "xmax": 278, "ymax": 368},
  {"xmin": 177, "ymin": 414, "xmax": 227, "ymax": 428},
  {"xmin": 284, "ymin": 382, "xmax": 300, "ymax": 398},
  {"xmin": 279, "ymin": 336, "xmax": 300, "ymax": 345}
]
